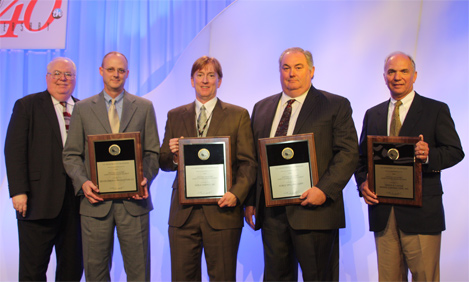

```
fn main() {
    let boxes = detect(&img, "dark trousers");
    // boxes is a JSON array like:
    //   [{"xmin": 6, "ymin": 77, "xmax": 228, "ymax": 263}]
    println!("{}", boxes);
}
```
[
  {"xmin": 262, "ymin": 206, "xmax": 339, "ymax": 282},
  {"xmin": 17, "ymin": 186, "xmax": 83, "ymax": 281}
]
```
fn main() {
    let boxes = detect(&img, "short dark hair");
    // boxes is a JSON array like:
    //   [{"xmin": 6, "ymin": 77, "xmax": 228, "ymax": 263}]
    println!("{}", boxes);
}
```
[{"xmin": 191, "ymin": 56, "xmax": 223, "ymax": 78}]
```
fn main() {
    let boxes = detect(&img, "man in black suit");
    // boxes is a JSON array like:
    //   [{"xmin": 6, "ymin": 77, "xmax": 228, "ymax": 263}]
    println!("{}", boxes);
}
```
[
  {"xmin": 4, "ymin": 57, "xmax": 83, "ymax": 281},
  {"xmin": 354, "ymin": 52, "xmax": 464, "ymax": 281},
  {"xmin": 245, "ymin": 47, "xmax": 359, "ymax": 281}
]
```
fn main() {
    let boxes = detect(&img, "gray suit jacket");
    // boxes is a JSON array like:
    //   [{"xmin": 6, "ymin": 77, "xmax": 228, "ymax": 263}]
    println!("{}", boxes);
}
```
[
  {"xmin": 63, "ymin": 91, "xmax": 160, "ymax": 217},
  {"xmin": 159, "ymin": 99, "xmax": 257, "ymax": 229},
  {"xmin": 247, "ymin": 86, "xmax": 359, "ymax": 230}
]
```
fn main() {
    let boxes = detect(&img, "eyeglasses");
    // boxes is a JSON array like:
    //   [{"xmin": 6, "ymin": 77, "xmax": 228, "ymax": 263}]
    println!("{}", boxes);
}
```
[
  {"xmin": 104, "ymin": 67, "xmax": 127, "ymax": 74},
  {"xmin": 48, "ymin": 71, "xmax": 75, "ymax": 80}
]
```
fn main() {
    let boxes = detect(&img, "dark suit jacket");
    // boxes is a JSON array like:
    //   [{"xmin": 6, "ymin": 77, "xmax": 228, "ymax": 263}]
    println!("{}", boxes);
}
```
[
  {"xmin": 159, "ymin": 99, "xmax": 257, "ymax": 229},
  {"xmin": 247, "ymin": 86, "xmax": 359, "ymax": 230},
  {"xmin": 63, "ymin": 91, "xmax": 160, "ymax": 218},
  {"xmin": 5, "ymin": 90, "xmax": 77, "ymax": 220},
  {"xmin": 355, "ymin": 93, "xmax": 464, "ymax": 233}
]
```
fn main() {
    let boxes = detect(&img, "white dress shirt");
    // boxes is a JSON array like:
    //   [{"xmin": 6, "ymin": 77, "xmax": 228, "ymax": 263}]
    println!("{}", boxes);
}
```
[
  {"xmin": 387, "ymin": 91, "xmax": 415, "ymax": 136},
  {"xmin": 269, "ymin": 88, "xmax": 309, "ymax": 137},
  {"xmin": 51, "ymin": 95, "xmax": 75, "ymax": 146}
]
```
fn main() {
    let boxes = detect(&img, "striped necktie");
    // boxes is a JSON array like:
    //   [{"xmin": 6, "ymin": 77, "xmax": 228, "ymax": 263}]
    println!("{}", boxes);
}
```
[{"xmin": 60, "ymin": 102, "xmax": 71, "ymax": 134}]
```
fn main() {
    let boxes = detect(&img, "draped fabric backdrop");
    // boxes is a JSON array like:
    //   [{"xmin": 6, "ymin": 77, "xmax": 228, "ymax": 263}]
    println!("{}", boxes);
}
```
[{"xmin": 0, "ymin": 1, "xmax": 467, "ymax": 281}]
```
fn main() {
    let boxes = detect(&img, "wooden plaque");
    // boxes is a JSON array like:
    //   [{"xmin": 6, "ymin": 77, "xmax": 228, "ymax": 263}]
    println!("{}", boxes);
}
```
[
  {"xmin": 88, "ymin": 132, "xmax": 144, "ymax": 200},
  {"xmin": 259, "ymin": 133, "xmax": 318, "ymax": 207},
  {"xmin": 367, "ymin": 135, "xmax": 422, "ymax": 207},
  {"xmin": 178, "ymin": 137, "xmax": 232, "ymax": 205}
]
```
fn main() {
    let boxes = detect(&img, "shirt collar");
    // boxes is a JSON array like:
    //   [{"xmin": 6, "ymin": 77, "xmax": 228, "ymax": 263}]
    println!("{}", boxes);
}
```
[
  {"xmin": 50, "ymin": 94, "xmax": 75, "ymax": 106},
  {"xmin": 281, "ymin": 86, "xmax": 310, "ymax": 105},
  {"xmin": 195, "ymin": 97, "xmax": 218, "ymax": 115},
  {"xmin": 390, "ymin": 90, "xmax": 415, "ymax": 109},
  {"xmin": 103, "ymin": 90, "xmax": 124, "ymax": 104}
]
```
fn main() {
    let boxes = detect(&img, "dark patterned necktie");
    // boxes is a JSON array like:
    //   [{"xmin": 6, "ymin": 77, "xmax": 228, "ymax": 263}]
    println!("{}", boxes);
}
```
[
  {"xmin": 389, "ymin": 100, "xmax": 403, "ymax": 136},
  {"xmin": 274, "ymin": 99, "xmax": 295, "ymax": 137},
  {"xmin": 60, "ymin": 102, "xmax": 71, "ymax": 134}
]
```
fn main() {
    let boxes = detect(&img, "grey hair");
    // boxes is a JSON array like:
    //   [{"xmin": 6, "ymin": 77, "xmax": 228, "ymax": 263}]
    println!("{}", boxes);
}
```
[
  {"xmin": 279, "ymin": 47, "xmax": 314, "ymax": 71},
  {"xmin": 384, "ymin": 51, "xmax": 416, "ymax": 71},
  {"xmin": 47, "ymin": 57, "xmax": 77, "ymax": 73}
]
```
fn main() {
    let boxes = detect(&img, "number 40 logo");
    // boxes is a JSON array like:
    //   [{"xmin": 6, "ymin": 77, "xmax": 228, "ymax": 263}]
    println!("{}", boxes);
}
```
[{"xmin": 0, "ymin": 0, "xmax": 63, "ymax": 38}]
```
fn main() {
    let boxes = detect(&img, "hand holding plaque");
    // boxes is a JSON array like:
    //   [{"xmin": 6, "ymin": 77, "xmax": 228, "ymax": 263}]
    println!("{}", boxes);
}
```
[
  {"xmin": 367, "ymin": 136, "xmax": 422, "ymax": 206},
  {"xmin": 88, "ymin": 132, "xmax": 144, "ymax": 200},
  {"xmin": 177, "ymin": 137, "xmax": 232, "ymax": 205},
  {"xmin": 258, "ymin": 133, "xmax": 319, "ymax": 207}
]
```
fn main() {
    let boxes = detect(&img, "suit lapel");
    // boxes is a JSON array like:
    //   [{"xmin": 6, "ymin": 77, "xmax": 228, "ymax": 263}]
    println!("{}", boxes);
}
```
[
  {"xmin": 39, "ymin": 91, "xmax": 63, "ymax": 147},
  {"xmin": 182, "ymin": 102, "xmax": 197, "ymax": 137},
  {"xmin": 399, "ymin": 93, "xmax": 423, "ymax": 137},
  {"xmin": 261, "ymin": 94, "xmax": 281, "ymax": 138},
  {"xmin": 120, "ymin": 91, "xmax": 137, "ymax": 133},
  {"xmin": 375, "ymin": 101, "xmax": 389, "ymax": 136},
  {"xmin": 206, "ymin": 99, "xmax": 226, "ymax": 136},
  {"xmin": 90, "ymin": 92, "xmax": 112, "ymax": 133},
  {"xmin": 293, "ymin": 87, "xmax": 320, "ymax": 134}
]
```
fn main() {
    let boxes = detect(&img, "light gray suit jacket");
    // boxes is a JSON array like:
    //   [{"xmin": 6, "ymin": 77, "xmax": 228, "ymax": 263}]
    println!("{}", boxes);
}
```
[{"xmin": 63, "ymin": 91, "xmax": 160, "ymax": 217}]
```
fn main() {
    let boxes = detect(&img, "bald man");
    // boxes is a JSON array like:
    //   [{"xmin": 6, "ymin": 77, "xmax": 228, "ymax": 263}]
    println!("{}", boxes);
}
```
[
  {"xmin": 63, "ymin": 52, "xmax": 159, "ymax": 281},
  {"xmin": 355, "ymin": 52, "xmax": 464, "ymax": 281}
]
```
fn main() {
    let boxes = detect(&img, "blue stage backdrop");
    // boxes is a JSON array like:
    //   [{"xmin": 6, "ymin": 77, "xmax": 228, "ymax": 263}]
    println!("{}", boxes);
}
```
[{"xmin": 0, "ymin": 1, "xmax": 467, "ymax": 281}]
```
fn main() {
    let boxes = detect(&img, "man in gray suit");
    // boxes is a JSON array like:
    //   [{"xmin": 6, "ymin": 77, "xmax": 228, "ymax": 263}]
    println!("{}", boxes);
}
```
[
  {"xmin": 245, "ymin": 47, "xmax": 359, "ymax": 281},
  {"xmin": 63, "ymin": 51, "xmax": 160, "ymax": 281}
]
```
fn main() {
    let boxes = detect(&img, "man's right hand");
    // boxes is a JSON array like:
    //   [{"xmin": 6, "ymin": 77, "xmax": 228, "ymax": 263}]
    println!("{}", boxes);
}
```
[
  {"xmin": 12, "ymin": 194, "xmax": 28, "ymax": 217},
  {"xmin": 169, "ymin": 136, "xmax": 184, "ymax": 164},
  {"xmin": 244, "ymin": 206, "xmax": 256, "ymax": 230},
  {"xmin": 82, "ymin": 180, "xmax": 104, "ymax": 204},
  {"xmin": 359, "ymin": 179, "xmax": 379, "ymax": 205}
]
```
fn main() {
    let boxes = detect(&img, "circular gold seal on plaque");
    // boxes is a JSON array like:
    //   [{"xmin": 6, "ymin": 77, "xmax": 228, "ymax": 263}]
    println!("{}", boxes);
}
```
[
  {"xmin": 198, "ymin": 148, "xmax": 210, "ymax": 161},
  {"xmin": 387, "ymin": 148, "xmax": 399, "ymax": 160},
  {"xmin": 282, "ymin": 147, "xmax": 294, "ymax": 160},
  {"xmin": 109, "ymin": 144, "xmax": 121, "ymax": 156}
]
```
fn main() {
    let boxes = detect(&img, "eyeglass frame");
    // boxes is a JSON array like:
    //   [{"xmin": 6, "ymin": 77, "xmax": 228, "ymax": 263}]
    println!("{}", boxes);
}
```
[{"xmin": 47, "ymin": 70, "xmax": 76, "ymax": 80}]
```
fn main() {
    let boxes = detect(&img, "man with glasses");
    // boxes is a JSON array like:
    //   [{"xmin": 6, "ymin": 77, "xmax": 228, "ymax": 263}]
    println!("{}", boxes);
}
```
[
  {"xmin": 63, "ymin": 51, "xmax": 159, "ymax": 281},
  {"xmin": 5, "ymin": 57, "xmax": 83, "ymax": 281}
]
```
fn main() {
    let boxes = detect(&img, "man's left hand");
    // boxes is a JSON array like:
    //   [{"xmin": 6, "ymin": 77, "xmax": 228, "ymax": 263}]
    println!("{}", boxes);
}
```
[
  {"xmin": 300, "ymin": 186, "xmax": 327, "ymax": 207},
  {"xmin": 415, "ymin": 134, "xmax": 429, "ymax": 162},
  {"xmin": 132, "ymin": 177, "xmax": 149, "ymax": 200},
  {"xmin": 218, "ymin": 191, "xmax": 237, "ymax": 208}
]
